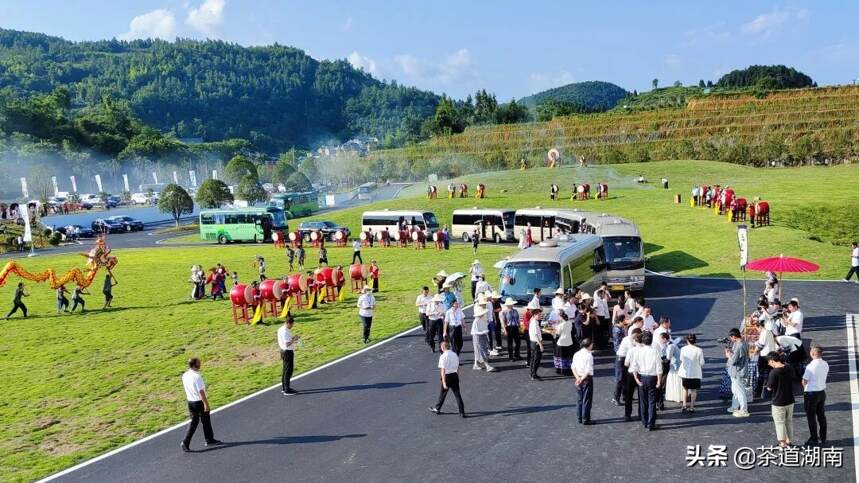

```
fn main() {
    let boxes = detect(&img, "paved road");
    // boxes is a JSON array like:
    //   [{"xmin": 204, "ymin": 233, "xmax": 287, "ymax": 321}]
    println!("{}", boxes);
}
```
[{"xmin": 49, "ymin": 276, "xmax": 857, "ymax": 482}]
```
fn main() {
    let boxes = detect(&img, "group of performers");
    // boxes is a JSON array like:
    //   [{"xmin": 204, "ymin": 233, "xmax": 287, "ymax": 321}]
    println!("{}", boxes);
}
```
[
  {"xmin": 427, "ymin": 183, "xmax": 485, "ymax": 200},
  {"xmin": 690, "ymin": 184, "xmax": 770, "ymax": 227},
  {"xmin": 4, "ymin": 272, "xmax": 117, "ymax": 320}
]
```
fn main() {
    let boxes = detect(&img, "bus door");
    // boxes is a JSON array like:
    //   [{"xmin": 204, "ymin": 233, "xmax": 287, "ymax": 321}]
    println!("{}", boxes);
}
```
[{"xmin": 539, "ymin": 216, "xmax": 555, "ymax": 241}]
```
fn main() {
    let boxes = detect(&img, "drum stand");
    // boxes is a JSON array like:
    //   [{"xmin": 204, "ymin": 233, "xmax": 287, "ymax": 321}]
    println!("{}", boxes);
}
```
[
  {"xmin": 351, "ymin": 278, "xmax": 364, "ymax": 293},
  {"xmin": 232, "ymin": 303, "xmax": 250, "ymax": 324}
]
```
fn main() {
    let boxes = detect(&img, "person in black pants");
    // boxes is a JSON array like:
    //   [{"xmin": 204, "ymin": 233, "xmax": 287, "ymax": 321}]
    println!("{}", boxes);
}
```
[
  {"xmin": 501, "ymin": 298, "xmax": 522, "ymax": 360},
  {"xmin": 802, "ymin": 346, "xmax": 829, "ymax": 445},
  {"xmin": 623, "ymin": 331, "xmax": 643, "ymax": 421},
  {"xmin": 429, "ymin": 340, "xmax": 466, "ymax": 417},
  {"xmin": 528, "ymin": 307, "xmax": 544, "ymax": 380},
  {"xmin": 277, "ymin": 316, "xmax": 299, "ymax": 395},
  {"xmin": 180, "ymin": 358, "xmax": 222, "ymax": 451},
  {"xmin": 573, "ymin": 338, "xmax": 595, "ymax": 424},
  {"xmin": 5, "ymin": 282, "xmax": 28, "ymax": 319},
  {"xmin": 632, "ymin": 332, "xmax": 663, "ymax": 431}
]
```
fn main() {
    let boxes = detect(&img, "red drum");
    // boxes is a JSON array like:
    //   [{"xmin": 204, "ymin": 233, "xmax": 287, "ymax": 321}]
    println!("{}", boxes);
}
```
[
  {"xmin": 287, "ymin": 274, "xmax": 308, "ymax": 293},
  {"xmin": 349, "ymin": 264, "xmax": 364, "ymax": 280},
  {"xmin": 260, "ymin": 279, "xmax": 277, "ymax": 300},
  {"xmin": 272, "ymin": 280, "xmax": 287, "ymax": 300},
  {"xmin": 230, "ymin": 284, "xmax": 253, "ymax": 306},
  {"xmin": 332, "ymin": 266, "xmax": 343, "ymax": 285},
  {"xmin": 391, "ymin": 231, "xmax": 401, "ymax": 241},
  {"xmin": 272, "ymin": 232, "xmax": 280, "ymax": 243},
  {"xmin": 411, "ymin": 231, "xmax": 420, "ymax": 241},
  {"xmin": 288, "ymin": 231, "xmax": 299, "ymax": 241},
  {"xmin": 433, "ymin": 231, "xmax": 442, "ymax": 242},
  {"xmin": 360, "ymin": 231, "xmax": 370, "ymax": 241},
  {"xmin": 316, "ymin": 266, "xmax": 335, "ymax": 285},
  {"xmin": 335, "ymin": 230, "xmax": 345, "ymax": 241}
]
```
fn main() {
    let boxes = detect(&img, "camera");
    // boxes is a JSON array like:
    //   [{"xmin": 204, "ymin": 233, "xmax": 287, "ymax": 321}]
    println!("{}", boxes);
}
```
[{"xmin": 716, "ymin": 337, "xmax": 730, "ymax": 345}]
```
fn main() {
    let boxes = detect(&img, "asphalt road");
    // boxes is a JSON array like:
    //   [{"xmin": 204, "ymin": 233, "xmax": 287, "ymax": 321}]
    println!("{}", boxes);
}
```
[{"xmin": 49, "ymin": 276, "xmax": 858, "ymax": 482}]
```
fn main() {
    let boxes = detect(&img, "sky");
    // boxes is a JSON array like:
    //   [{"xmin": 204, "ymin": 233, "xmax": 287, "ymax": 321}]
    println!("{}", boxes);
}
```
[{"xmin": 1, "ymin": 1, "xmax": 858, "ymax": 99}]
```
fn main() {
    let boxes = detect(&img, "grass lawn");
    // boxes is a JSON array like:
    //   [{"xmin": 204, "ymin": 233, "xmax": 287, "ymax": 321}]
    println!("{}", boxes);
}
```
[
  {"xmin": 306, "ymin": 160, "xmax": 858, "ymax": 279},
  {"xmin": 0, "ymin": 243, "xmax": 513, "ymax": 481}
]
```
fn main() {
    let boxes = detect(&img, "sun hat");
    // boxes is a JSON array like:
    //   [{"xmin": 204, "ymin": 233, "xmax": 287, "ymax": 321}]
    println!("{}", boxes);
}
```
[
  {"xmin": 362, "ymin": 286, "xmax": 373, "ymax": 293},
  {"xmin": 471, "ymin": 259, "xmax": 481, "ymax": 265},
  {"xmin": 554, "ymin": 288, "xmax": 564, "ymax": 295},
  {"xmin": 473, "ymin": 304, "xmax": 489, "ymax": 317},
  {"xmin": 503, "ymin": 298, "xmax": 516, "ymax": 306},
  {"xmin": 490, "ymin": 290, "xmax": 502, "ymax": 299},
  {"xmin": 432, "ymin": 293, "xmax": 444, "ymax": 302},
  {"xmin": 436, "ymin": 270, "xmax": 449, "ymax": 278},
  {"xmin": 476, "ymin": 293, "xmax": 489, "ymax": 305}
]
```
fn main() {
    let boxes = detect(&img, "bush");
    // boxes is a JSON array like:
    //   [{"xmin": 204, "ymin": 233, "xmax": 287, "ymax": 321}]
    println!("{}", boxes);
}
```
[{"xmin": 49, "ymin": 232, "xmax": 62, "ymax": 246}]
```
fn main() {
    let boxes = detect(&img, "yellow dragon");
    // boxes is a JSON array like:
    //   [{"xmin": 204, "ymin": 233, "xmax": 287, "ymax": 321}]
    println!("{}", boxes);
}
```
[{"xmin": 0, "ymin": 237, "xmax": 118, "ymax": 289}]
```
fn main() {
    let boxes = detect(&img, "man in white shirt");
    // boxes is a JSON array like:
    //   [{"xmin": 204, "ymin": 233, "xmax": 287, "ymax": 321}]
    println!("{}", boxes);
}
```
[
  {"xmin": 352, "ymin": 239, "xmax": 363, "ymax": 264},
  {"xmin": 622, "ymin": 329, "xmax": 643, "ymax": 421},
  {"xmin": 443, "ymin": 300, "xmax": 467, "ymax": 355},
  {"xmin": 641, "ymin": 307, "xmax": 657, "ymax": 333},
  {"xmin": 784, "ymin": 300, "xmax": 803, "ymax": 338},
  {"xmin": 845, "ymin": 242, "xmax": 859, "ymax": 282},
  {"xmin": 415, "ymin": 286, "xmax": 433, "ymax": 333},
  {"xmin": 357, "ymin": 286, "xmax": 376, "ymax": 344},
  {"xmin": 181, "ymin": 358, "xmax": 222, "ymax": 451},
  {"xmin": 630, "ymin": 332, "xmax": 663, "ymax": 431},
  {"xmin": 552, "ymin": 288, "xmax": 565, "ymax": 312},
  {"xmin": 277, "ymin": 316, "xmax": 300, "ymax": 395},
  {"xmin": 593, "ymin": 289, "xmax": 610, "ymax": 348},
  {"xmin": 802, "ymin": 346, "xmax": 829, "ymax": 445},
  {"xmin": 573, "ymin": 338, "xmax": 595, "ymax": 425},
  {"xmin": 474, "ymin": 275, "xmax": 492, "ymax": 299},
  {"xmin": 469, "ymin": 260, "xmax": 484, "ymax": 301},
  {"xmin": 652, "ymin": 317, "xmax": 671, "ymax": 346},
  {"xmin": 429, "ymin": 340, "xmax": 466, "ymax": 417},
  {"xmin": 528, "ymin": 306, "xmax": 545, "ymax": 381},
  {"xmin": 426, "ymin": 294, "xmax": 446, "ymax": 353},
  {"xmin": 530, "ymin": 288, "xmax": 542, "ymax": 308}
]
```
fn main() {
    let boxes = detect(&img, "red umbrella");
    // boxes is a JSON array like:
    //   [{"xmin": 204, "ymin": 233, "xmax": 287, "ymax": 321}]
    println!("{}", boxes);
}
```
[{"xmin": 744, "ymin": 254, "xmax": 819, "ymax": 301}]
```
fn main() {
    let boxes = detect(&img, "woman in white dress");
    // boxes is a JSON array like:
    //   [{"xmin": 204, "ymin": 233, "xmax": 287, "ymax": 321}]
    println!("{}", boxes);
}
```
[
  {"xmin": 679, "ymin": 334, "xmax": 705, "ymax": 412},
  {"xmin": 664, "ymin": 338, "xmax": 683, "ymax": 403}
]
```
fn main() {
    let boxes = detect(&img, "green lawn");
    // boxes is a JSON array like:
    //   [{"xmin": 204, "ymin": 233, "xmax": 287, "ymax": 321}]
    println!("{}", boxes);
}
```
[{"xmin": 0, "ymin": 243, "xmax": 513, "ymax": 481}]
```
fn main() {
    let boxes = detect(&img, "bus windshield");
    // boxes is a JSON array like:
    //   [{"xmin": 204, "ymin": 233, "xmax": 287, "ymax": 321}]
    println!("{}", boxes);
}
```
[
  {"xmin": 500, "ymin": 261, "xmax": 560, "ymax": 305},
  {"xmin": 266, "ymin": 207, "xmax": 287, "ymax": 230},
  {"xmin": 423, "ymin": 212, "xmax": 439, "ymax": 228},
  {"xmin": 502, "ymin": 212, "xmax": 515, "ymax": 230},
  {"xmin": 603, "ymin": 236, "xmax": 644, "ymax": 270}
]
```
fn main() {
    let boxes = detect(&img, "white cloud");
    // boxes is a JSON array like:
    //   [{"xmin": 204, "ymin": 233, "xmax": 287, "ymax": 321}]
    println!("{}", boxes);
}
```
[
  {"xmin": 347, "ymin": 51, "xmax": 378, "ymax": 76},
  {"xmin": 741, "ymin": 7, "xmax": 807, "ymax": 37},
  {"xmin": 187, "ymin": 0, "xmax": 226, "ymax": 36},
  {"xmin": 343, "ymin": 16, "xmax": 353, "ymax": 32},
  {"xmin": 119, "ymin": 9, "xmax": 177, "ymax": 40},
  {"xmin": 526, "ymin": 71, "xmax": 576, "ymax": 94},
  {"xmin": 393, "ymin": 48, "xmax": 476, "ymax": 86}
]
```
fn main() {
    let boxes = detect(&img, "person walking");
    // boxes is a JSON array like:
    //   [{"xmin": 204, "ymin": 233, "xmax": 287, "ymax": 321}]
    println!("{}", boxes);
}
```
[
  {"xmin": 469, "ymin": 260, "xmax": 484, "ymax": 302},
  {"xmin": 766, "ymin": 354, "xmax": 795, "ymax": 448},
  {"xmin": 426, "ymin": 293, "xmax": 446, "ymax": 353},
  {"xmin": 679, "ymin": 334, "xmax": 704, "ymax": 412},
  {"xmin": 490, "ymin": 291, "xmax": 503, "ymax": 353},
  {"xmin": 623, "ymin": 330, "xmax": 644, "ymax": 422},
  {"xmin": 103, "ymin": 273, "xmax": 117, "ymax": 309},
  {"xmin": 357, "ymin": 286, "xmax": 376, "ymax": 344},
  {"xmin": 553, "ymin": 310, "xmax": 575, "ymax": 375},
  {"xmin": 180, "ymin": 358, "xmax": 222, "ymax": 452},
  {"xmin": 471, "ymin": 229, "xmax": 480, "ymax": 256},
  {"xmin": 256, "ymin": 256, "xmax": 267, "ymax": 281},
  {"xmin": 352, "ymin": 239, "xmax": 363, "ymax": 264},
  {"xmin": 613, "ymin": 323, "xmax": 635, "ymax": 406},
  {"xmin": 845, "ymin": 242, "xmax": 859, "ymax": 282},
  {"xmin": 56, "ymin": 285, "xmax": 70, "ymax": 313},
  {"xmin": 5, "ymin": 282, "xmax": 28, "ymax": 319},
  {"xmin": 415, "ymin": 286, "xmax": 432, "ymax": 333},
  {"xmin": 630, "ymin": 332, "xmax": 662, "ymax": 431},
  {"xmin": 573, "ymin": 338, "xmax": 595, "ymax": 425},
  {"xmin": 802, "ymin": 346, "xmax": 829, "ymax": 446},
  {"xmin": 296, "ymin": 246, "xmax": 306, "ymax": 271},
  {"xmin": 442, "ymin": 226, "xmax": 450, "ymax": 250},
  {"xmin": 318, "ymin": 246, "xmax": 328, "ymax": 267},
  {"xmin": 725, "ymin": 328, "xmax": 750, "ymax": 417},
  {"xmin": 369, "ymin": 260, "xmax": 380, "ymax": 293},
  {"xmin": 528, "ymin": 304, "xmax": 544, "ymax": 381},
  {"xmin": 286, "ymin": 246, "xmax": 295, "ymax": 272},
  {"xmin": 277, "ymin": 315, "xmax": 300, "ymax": 395},
  {"xmin": 471, "ymin": 297, "xmax": 496, "ymax": 372},
  {"xmin": 429, "ymin": 340, "xmax": 466, "ymax": 417},
  {"xmin": 501, "ymin": 298, "xmax": 522, "ymax": 361},
  {"xmin": 70, "ymin": 286, "xmax": 89, "ymax": 313},
  {"xmin": 443, "ymin": 300, "xmax": 467, "ymax": 355}
]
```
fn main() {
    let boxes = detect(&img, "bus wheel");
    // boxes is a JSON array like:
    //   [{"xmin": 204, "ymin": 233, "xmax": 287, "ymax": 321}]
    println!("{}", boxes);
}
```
[
  {"xmin": 493, "ymin": 233, "xmax": 502, "ymax": 243},
  {"xmin": 217, "ymin": 234, "xmax": 227, "ymax": 245},
  {"xmin": 461, "ymin": 232, "xmax": 470, "ymax": 242}
]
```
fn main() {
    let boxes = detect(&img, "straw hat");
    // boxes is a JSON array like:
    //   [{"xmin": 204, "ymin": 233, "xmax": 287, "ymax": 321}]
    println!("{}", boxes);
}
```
[
  {"xmin": 362, "ymin": 286, "xmax": 373, "ymax": 293},
  {"xmin": 473, "ymin": 304, "xmax": 489, "ymax": 317},
  {"xmin": 503, "ymin": 297, "xmax": 516, "ymax": 306},
  {"xmin": 432, "ymin": 293, "xmax": 444, "ymax": 302},
  {"xmin": 581, "ymin": 292, "xmax": 592, "ymax": 300},
  {"xmin": 554, "ymin": 288, "xmax": 564, "ymax": 295},
  {"xmin": 471, "ymin": 259, "xmax": 481, "ymax": 265},
  {"xmin": 476, "ymin": 293, "xmax": 489, "ymax": 305},
  {"xmin": 436, "ymin": 270, "xmax": 449, "ymax": 278},
  {"xmin": 490, "ymin": 290, "xmax": 502, "ymax": 299}
]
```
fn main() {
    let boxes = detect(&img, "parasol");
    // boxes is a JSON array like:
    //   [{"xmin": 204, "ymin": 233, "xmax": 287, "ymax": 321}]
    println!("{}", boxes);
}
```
[
  {"xmin": 445, "ymin": 272, "xmax": 465, "ymax": 284},
  {"xmin": 744, "ymin": 254, "xmax": 819, "ymax": 301},
  {"xmin": 777, "ymin": 335, "xmax": 802, "ymax": 351}
]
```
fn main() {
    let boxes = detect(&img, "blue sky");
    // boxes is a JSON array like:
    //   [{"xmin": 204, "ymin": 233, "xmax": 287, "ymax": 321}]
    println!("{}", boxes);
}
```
[{"xmin": 2, "ymin": 1, "xmax": 857, "ymax": 99}]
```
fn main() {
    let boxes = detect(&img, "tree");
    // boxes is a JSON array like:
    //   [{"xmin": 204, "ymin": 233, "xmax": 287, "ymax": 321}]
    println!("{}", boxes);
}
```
[
  {"xmin": 698, "ymin": 80, "xmax": 706, "ymax": 88},
  {"xmin": 716, "ymin": 65, "xmax": 813, "ymax": 89},
  {"xmin": 224, "ymin": 155, "xmax": 258, "ymax": 184},
  {"xmin": 196, "ymin": 179, "xmax": 234, "ymax": 208},
  {"xmin": 673, "ymin": 81, "xmax": 682, "ymax": 88},
  {"xmin": 158, "ymin": 183, "xmax": 194, "ymax": 227},
  {"xmin": 271, "ymin": 158, "xmax": 297, "ymax": 187},
  {"xmin": 431, "ymin": 96, "xmax": 460, "ymax": 135},
  {"xmin": 494, "ymin": 99, "xmax": 531, "ymax": 124},
  {"xmin": 652, "ymin": 78, "xmax": 659, "ymax": 90},
  {"xmin": 236, "ymin": 174, "xmax": 268, "ymax": 204},
  {"xmin": 473, "ymin": 89, "xmax": 498, "ymax": 124},
  {"xmin": 284, "ymin": 171, "xmax": 313, "ymax": 192},
  {"xmin": 706, "ymin": 80, "xmax": 713, "ymax": 88}
]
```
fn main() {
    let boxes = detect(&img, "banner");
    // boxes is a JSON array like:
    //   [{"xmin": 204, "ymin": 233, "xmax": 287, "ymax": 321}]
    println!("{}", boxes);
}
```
[
  {"xmin": 212, "ymin": 169, "xmax": 218, "ymax": 180},
  {"xmin": 123, "ymin": 174, "xmax": 130, "ymax": 192},
  {"xmin": 51, "ymin": 176, "xmax": 59, "ymax": 196},
  {"xmin": 70, "ymin": 175, "xmax": 77, "ymax": 193},
  {"xmin": 152, "ymin": 172, "xmax": 159, "ymax": 184},
  {"xmin": 737, "ymin": 224, "xmax": 749, "ymax": 268},
  {"xmin": 20, "ymin": 177, "xmax": 28, "ymax": 199},
  {"xmin": 22, "ymin": 209, "xmax": 32, "ymax": 242},
  {"xmin": 189, "ymin": 170, "xmax": 198, "ymax": 188},
  {"xmin": 173, "ymin": 171, "xmax": 179, "ymax": 184},
  {"xmin": 94, "ymin": 174, "xmax": 103, "ymax": 193}
]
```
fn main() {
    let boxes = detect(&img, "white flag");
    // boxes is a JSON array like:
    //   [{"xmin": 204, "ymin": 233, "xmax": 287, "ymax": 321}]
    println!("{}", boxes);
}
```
[
  {"xmin": 23, "ymin": 209, "xmax": 32, "ymax": 242},
  {"xmin": 20, "ymin": 177, "xmax": 28, "ymax": 199},
  {"xmin": 70, "ymin": 175, "xmax": 78, "ymax": 193},
  {"xmin": 51, "ymin": 176, "xmax": 59, "ymax": 196},
  {"xmin": 173, "ymin": 171, "xmax": 179, "ymax": 184},
  {"xmin": 94, "ymin": 174, "xmax": 103, "ymax": 193},
  {"xmin": 152, "ymin": 172, "xmax": 159, "ymax": 184},
  {"xmin": 737, "ymin": 225, "xmax": 749, "ymax": 268},
  {"xmin": 189, "ymin": 170, "xmax": 197, "ymax": 187},
  {"xmin": 212, "ymin": 170, "xmax": 218, "ymax": 180},
  {"xmin": 123, "ymin": 174, "xmax": 130, "ymax": 192}
]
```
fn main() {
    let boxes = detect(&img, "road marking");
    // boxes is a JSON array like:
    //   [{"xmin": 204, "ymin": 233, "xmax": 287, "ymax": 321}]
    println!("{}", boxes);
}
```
[
  {"xmin": 38, "ymin": 304, "xmax": 473, "ymax": 482},
  {"xmin": 845, "ymin": 313, "xmax": 859, "ymax": 483}
]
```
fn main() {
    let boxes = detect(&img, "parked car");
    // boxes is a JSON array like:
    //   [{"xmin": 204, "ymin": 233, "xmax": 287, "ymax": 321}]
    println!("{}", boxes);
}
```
[
  {"xmin": 297, "ymin": 220, "xmax": 350, "ymax": 242},
  {"xmin": 91, "ymin": 218, "xmax": 124, "ymax": 234},
  {"xmin": 58, "ymin": 224, "xmax": 95, "ymax": 239},
  {"xmin": 106, "ymin": 195, "xmax": 121, "ymax": 208},
  {"xmin": 107, "ymin": 215, "xmax": 144, "ymax": 232},
  {"xmin": 130, "ymin": 192, "xmax": 157, "ymax": 205}
]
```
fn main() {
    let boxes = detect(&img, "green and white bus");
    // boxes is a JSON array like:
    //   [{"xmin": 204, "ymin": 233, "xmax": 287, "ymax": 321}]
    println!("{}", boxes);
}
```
[
  {"xmin": 268, "ymin": 191, "xmax": 319, "ymax": 218},
  {"xmin": 199, "ymin": 207, "xmax": 276, "ymax": 244}
]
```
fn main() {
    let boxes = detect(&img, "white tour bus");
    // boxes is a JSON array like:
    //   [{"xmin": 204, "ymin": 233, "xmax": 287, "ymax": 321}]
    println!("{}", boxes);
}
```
[
  {"xmin": 361, "ymin": 210, "xmax": 439, "ymax": 235},
  {"xmin": 583, "ymin": 214, "xmax": 645, "ymax": 293},
  {"xmin": 513, "ymin": 208, "xmax": 599, "ymax": 241},
  {"xmin": 499, "ymin": 235, "xmax": 606, "ymax": 307},
  {"xmin": 451, "ymin": 208, "xmax": 516, "ymax": 243}
]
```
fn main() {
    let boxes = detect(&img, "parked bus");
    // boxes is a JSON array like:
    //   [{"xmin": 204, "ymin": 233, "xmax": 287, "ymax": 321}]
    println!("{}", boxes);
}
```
[
  {"xmin": 268, "ymin": 191, "xmax": 319, "ymax": 218},
  {"xmin": 451, "ymin": 208, "xmax": 515, "ymax": 243},
  {"xmin": 361, "ymin": 210, "xmax": 439, "ymax": 235},
  {"xmin": 357, "ymin": 182, "xmax": 377, "ymax": 200},
  {"xmin": 199, "ymin": 207, "xmax": 275, "ymax": 244},
  {"xmin": 514, "ymin": 208, "xmax": 601, "ymax": 241},
  {"xmin": 499, "ymin": 235, "xmax": 606, "ymax": 307},
  {"xmin": 583, "ymin": 215, "xmax": 645, "ymax": 293}
]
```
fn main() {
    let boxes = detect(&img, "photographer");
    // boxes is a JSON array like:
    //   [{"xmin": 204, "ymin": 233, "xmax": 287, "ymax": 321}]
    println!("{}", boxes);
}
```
[{"xmin": 724, "ymin": 328, "xmax": 750, "ymax": 417}]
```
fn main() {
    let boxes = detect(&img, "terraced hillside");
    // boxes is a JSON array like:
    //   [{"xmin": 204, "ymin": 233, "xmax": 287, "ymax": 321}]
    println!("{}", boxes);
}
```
[{"xmin": 368, "ymin": 85, "xmax": 859, "ymax": 172}]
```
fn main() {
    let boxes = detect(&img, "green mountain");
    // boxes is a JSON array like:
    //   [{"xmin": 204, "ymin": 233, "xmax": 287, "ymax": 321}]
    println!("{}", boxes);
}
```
[
  {"xmin": 0, "ymin": 28, "xmax": 439, "ymax": 152},
  {"xmin": 520, "ymin": 81, "xmax": 629, "ymax": 111}
]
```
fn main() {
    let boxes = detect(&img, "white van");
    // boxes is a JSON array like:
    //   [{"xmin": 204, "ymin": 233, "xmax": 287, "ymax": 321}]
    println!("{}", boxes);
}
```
[
  {"xmin": 361, "ymin": 210, "xmax": 439, "ymax": 235},
  {"xmin": 451, "ymin": 208, "xmax": 515, "ymax": 243},
  {"xmin": 499, "ymin": 235, "xmax": 606, "ymax": 307},
  {"xmin": 583, "ymin": 215, "xmax": 645, "ymax": 293},
  {"xmin": 513, "ymin": 208, "xmax": 598, "ymax": 242}
]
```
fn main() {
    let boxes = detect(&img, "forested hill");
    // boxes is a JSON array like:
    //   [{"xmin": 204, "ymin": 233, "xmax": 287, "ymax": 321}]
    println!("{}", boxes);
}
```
[
  {"xmin": 520, "ymin": 81, "xmax": 629, "ymax": 111},
  {"xmin": 0, "ymin": 29, "xmax": 439, "ymax": 152}
]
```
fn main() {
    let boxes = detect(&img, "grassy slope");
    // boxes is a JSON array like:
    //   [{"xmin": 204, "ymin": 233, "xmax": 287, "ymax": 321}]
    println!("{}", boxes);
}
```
[
  {"xmin": 0, "ymin": 243, "xmax": 513, "ymax": 481},
  {"xmin": 304, "ymin": 160, "xmax": 857, "ymax": 279}
]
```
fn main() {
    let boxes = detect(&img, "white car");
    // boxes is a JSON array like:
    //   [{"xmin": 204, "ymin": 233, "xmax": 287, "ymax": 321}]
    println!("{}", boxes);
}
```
[{"xmin": 130, "ymin": 192, "xmax": 151, "ymax": 205}]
